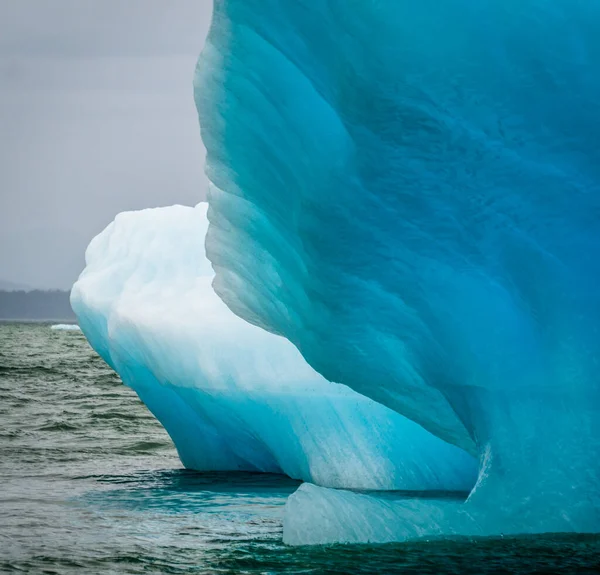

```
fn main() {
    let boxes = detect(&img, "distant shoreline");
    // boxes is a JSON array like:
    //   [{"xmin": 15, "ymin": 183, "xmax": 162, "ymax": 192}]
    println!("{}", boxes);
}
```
[
  {"xmin": 0, "ymin": 319, "xmax": 78, "ymax": 324},
  {"xmin": 0, "ymin": 290, "xmax": 76, "ymax": 321}
]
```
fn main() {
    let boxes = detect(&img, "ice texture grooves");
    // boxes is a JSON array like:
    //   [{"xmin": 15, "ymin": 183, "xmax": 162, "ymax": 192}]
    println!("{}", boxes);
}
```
[
  {"xmin": 196, "ymin": 1, "xmax": 600, "ymax": 537},
  {"xmin": 71, "ymin": 204, "xmax": 476, "ymax": 490}
]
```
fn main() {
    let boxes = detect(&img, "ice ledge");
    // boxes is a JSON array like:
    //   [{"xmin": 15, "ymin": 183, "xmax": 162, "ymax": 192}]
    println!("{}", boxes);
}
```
[{"xmin": 283, "ymin": 482, "xmax": 600, "ymax": 546}]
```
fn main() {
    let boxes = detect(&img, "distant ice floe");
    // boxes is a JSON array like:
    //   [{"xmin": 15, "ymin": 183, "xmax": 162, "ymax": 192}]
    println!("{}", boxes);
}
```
[{"xmin": 50, "ymin": 324, "xmax": 81, "ymax": 331}]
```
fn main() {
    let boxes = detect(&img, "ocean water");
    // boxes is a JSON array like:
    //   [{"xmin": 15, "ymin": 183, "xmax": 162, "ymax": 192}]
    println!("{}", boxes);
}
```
[{"xmin": 1, "ymin": 323, "xmax": 598, "ymax": 575}]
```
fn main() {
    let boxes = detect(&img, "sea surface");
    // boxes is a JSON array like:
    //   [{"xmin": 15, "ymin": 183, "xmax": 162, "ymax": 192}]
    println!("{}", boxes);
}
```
[{"xmin": 1, "ymin": 322, "xmax": 599, "ymax": 574}]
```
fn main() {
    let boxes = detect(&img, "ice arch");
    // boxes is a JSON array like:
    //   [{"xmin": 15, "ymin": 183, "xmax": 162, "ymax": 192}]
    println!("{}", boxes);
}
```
[{"xmin": 71, "ymin": 203, "xmax": 476, "ymax": 491}]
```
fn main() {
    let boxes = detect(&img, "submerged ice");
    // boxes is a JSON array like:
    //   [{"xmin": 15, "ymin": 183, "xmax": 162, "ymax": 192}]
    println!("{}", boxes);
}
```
[
  {"xmin": 196, "ymin": 0, "xmax": 600, "ymax": 540},
  {"xmin": 71, "ymin": 204, "xmax": 476, "ymax": 491}
]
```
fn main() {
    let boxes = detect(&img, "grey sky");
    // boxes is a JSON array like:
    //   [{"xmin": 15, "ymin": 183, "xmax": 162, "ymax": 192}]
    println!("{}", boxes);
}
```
[{"xmin": 0, "ymin": 0, "xmax": 213, "ymax": 289}]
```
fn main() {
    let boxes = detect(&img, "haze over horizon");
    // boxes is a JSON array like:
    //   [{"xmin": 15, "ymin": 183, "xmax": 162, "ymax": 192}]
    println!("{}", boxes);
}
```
[{"xmin": 0, "ymin": 0, "xmax": 213, "ymax": 290}]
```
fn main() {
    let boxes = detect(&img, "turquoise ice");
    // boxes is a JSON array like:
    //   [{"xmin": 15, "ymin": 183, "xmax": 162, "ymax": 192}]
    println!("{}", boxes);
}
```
[{"xmin": 196, "ymin": 0, "xmax": 600, "ymax": 540}]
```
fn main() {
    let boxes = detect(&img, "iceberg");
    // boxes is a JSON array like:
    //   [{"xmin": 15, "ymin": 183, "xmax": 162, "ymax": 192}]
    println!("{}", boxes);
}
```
[
  {"xmin": 196, "ymin": 1, "xmax": 600, "ymax": 539},
  {"xmin": 71, "ymin": 204, "xmax": 476, "ymax": 490}
]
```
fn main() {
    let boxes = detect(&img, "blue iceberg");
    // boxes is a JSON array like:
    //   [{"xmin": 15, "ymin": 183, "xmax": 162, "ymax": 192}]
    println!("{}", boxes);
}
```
[
  {"xmin": 71, "ymin": 204, "xmax": 475, "ymax": 491},
  {"xmin": 195, "ymin": 0, "xmax": 600, "ymax": 541}
]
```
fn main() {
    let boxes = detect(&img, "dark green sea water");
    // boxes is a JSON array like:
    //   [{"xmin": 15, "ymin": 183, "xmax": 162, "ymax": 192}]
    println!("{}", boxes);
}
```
[{"xmin": 1, "ymin": 322, "xmax": 599, "ymax": 574}]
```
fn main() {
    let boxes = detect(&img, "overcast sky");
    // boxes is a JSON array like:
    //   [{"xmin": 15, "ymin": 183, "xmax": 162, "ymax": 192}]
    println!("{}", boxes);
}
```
[{"xmin": 0, "ymin": 0, "xmax": 213, "ymax": 289}]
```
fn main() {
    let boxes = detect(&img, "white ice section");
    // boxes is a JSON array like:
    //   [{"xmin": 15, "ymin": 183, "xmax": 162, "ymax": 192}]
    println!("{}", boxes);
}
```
[
  {"xmin": 50, "ymin": 324, "xmax": 81, "ymax": 331},
  {"xmin": 71, "ymin": 203, "xmax": 476, "ymax": 490}
]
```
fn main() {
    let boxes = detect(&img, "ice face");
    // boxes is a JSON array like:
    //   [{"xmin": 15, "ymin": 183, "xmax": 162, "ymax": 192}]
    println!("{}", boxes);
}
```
[
  {"xmin": 195, "ymin": 1, "xmax": 600, "ymax": 536},
  {"xmin": 71, "ymin": 204, "xmax": 476, "ymax": 490}
]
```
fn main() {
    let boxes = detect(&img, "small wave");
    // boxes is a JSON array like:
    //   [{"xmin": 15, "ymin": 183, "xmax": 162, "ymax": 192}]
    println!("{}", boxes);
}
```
[
  {"xmin": 37, "ymin": 421, "xmax": 80, "ymax": 432},
  {"xmin": 124, "ymin": 441, "xmax": 172, "ymax": 453},
  {"xmin": 0, "ymin": 365, "xmax": 59, "ymax": 375},
  {"xmin": 50, "ymin": 324, "xmax": 81, "ymax": 332},
  {"xmin": 90, "ymin": 411, "xmax": 154, "ymax": 422}
]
